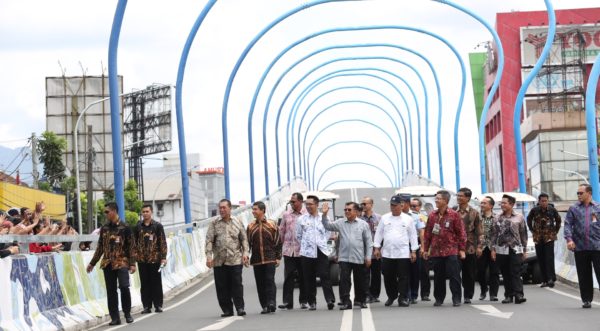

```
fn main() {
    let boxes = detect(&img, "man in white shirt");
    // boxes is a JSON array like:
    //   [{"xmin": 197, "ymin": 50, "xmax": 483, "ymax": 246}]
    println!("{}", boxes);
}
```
[{"xmin": 373, "ymin": 194, "xmax": 419, "ymax": 307}]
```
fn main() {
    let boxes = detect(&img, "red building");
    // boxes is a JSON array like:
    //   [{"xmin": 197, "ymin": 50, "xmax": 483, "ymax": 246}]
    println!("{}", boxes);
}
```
[{"xmin": 480, "ymin": 7, "xmax": 600, "ymax": 199}]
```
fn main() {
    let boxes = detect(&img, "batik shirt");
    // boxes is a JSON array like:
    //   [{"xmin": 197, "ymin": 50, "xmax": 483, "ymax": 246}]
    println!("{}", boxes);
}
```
[
  {"xmin": 490, "ymin": 211, "xmax": 527, "ymax": 255},
  {"xmin": 134, "ymin": 220, "xmax": 167, "ymax": 264},
  {"xmin": 205, "ymin": 216, "xmax": 249, "ymax": 266},
  {"xmin": 247, "ymin": 218, "xmax": 282, "ymax": 265},
  {"xmin": 361, "ymin": 212, "xmax": 381, "ymax": 258},
  {"xmin": 453, "ymin": 205, "xmax": 483, "ymax": 255},
  {"xmin": 279, "ymin": 209, "xmax": 305, "ymax": 257},
  {"xmin": 90, "ymin": 220, "xmax": 136, "ymax": 270},
  {"xmin": 527, "ymin": 205, "xmax": 562, "ymax": 244},
  {"xmin": 564, "ymin": 201, "xmax": 600, "ymax": 251},
  {"xmin": 480, "ymin": 213, "xmax": 497, "ymax": 249},
  {"xmin": 296, "ymin": 213, "xmax": 332, "ymax": 258},
  {"xmin": 423, "ymin": 208, "xmax": 466, "ymax": 257}
]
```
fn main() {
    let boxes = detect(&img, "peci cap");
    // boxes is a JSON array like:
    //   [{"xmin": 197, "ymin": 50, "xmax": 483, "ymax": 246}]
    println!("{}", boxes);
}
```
[{"xmin": 390, "ymin": 194, "xmax": 402, "ymax": 205}]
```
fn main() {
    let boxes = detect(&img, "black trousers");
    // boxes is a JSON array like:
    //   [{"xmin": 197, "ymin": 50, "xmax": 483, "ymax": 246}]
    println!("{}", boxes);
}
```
[
  {"xmin": 138, "ymin": 262, "xmax": 164, "ymax": 309},
  {"xmin": 382, "ymin": 257, "xmax": 410, "ymax": 301},
  {"xmin": 339, "ymin": 262, "xmax": 366, "ymax": 304},
  {"xmin": 431, "ymin": 255, "xmax": 462, "ymax": 304},
  {"xmin": 461, "ymin": 254, "xmax": 477, "ymax": 299},
  {"xmin": 213, "ymin": 264, "xmax": 244, "ymax": 314},
  {"xmin": 282, "ymin": 256, "xmax": 307, "ymax": 306},
  {"xmin": 574, "ymin": 250, "xmax": 600, "ymax": 302},
  {"xmin": 535, "ymin": 241, "xmax": 556, "ymax": 283},
  {"xmin": 366, "ymin": 258, "xmax": 382, "ymax": 299},
  {"xmin": 477, "ymin": 247, "xmax": 499, "ymax": 297},
  {"xmin": 496, "ymin": 250, "xmax": 524, "ymax": 298},
  {"xmin": 420, "ymin": 257, "xmax": 432, "ymax": 298},
  {"xmin": 409, "ymin": 250, "xmax": 421, "ymax": 300},
  {"xmin": 301, "ymin": 250, "xmax": 335, "ymax": 305},
  {"xmin": 103, "ymin": 267, "xmax": 131, "ymax": 321},
  {"xmin": 253, "ymin": 263, "xmax": 277, "ymax": 308}
]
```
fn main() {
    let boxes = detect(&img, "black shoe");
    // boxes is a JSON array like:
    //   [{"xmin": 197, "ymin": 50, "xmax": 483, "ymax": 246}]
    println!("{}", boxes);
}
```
[
  {"xmin": 109, "ymin": 320, "xmax": 121, "ymax": 326},
  {"xmin": 421, "ymin": 296, "xmax": 431, "ymax": 302},
  {"xmin": 221, "ymin": 312, "xmax": 233, "ymax": 317},
  {"xmin": 464, "ymin": 298, "xmax": 472, "ymax": 304},
  {"xmin": 338, "ymin": 302, "xmax": 345, "ymax": 306},
  {"xmin": 125, "ymin": 315, "xmax": 134, "ymax": 324},
  {"xmin": 453, "ymin": 302, "xmax": 461, "ymax": 307},
  {"xmin": 479, "ymin": 292, "xmax": 487, "ymax": 301},
  {"xmin": 582, "ymin": 301, "xmax": 592, "ymax": 308},
  {"xmin": 339, "ymin": 303, "xmax": 352, "ymax": 310},
  {"xmin": 490, "ymin": 296, "xmax": 498, "ymax": 301},
  {"xmin": 236, "ymin": 309, "xmax": 246, "ymax": 316},
  {"xmin": 410, "ymin": 298, "xmax": 418, "ymax": 304},
  {"xmin": 514, "ymin": 296, "xmax": 527, "ymax": 304},
  {"xmin": 540, "ymin": 282, "xmax": 548, "ymax": 288},
  {"xmin": 384, "ymin": 298, "xmax": 395, "ymax": 306},
  {"xmin": 278, "ymin": 303, "xmax": 292, "ymax": 310},
  {"xmin": 141, "ymin": 308, "xmax": 152, "ymax": 314},
  {"xmin": 433, "ymin": 301, "xmax": 443, "ymax": 307},
  {"xmin": 371, "ymin": 297, "xmax": 380, "ymax": 303},
  {"xmin": 268, "ymin": 304, "xmax": 276, "ymax": 313},
  {"xmin": 261, "ymin": 307, "xmax": 270, "ymax": 314},
  {"xmin": 398, "ymin": 299, "xmax": 410, "ymax": 307},
  {"xmin": 327, "ymin": 302, "xmax": 335, "ymax": 310},
  {"xmin": 502, "ymin": 297, "xmax": 513, "ymax": 304},
  {"xmin": 365, "ymin": 296, "xmax": 374, "ymax": 303},
  {"xmin": 353, "ymin": 301, "xmax": 361, "ymax": 307},
  {"xmin": 359, "ymin": 302, "xmax": 368, "ymax": 309},
  {"xmin": 155, "ymin": 307, "xmax": 163, "ymax": 313},
  {"xmin": 300, "ymin": 303, "xmax": 309, "ymax": 309},
  {"xmin": 309, "ymin": 303, "xmax": 316, "ymax": 311},
  {"xmin": 548, "ymin": 280, "xmax": 555, "ymax": 288}
]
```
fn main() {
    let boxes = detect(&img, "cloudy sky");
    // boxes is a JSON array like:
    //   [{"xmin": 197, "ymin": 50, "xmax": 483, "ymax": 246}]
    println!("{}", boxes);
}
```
[{"xmin": 0, "ymin": 0, "xmax": 597, "ymax": 203}]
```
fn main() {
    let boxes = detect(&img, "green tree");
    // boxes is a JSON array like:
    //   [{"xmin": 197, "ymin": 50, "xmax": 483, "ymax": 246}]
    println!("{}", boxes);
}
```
[
  {"xmin": 36, "ymin": 131, "xmax": 67, "ymax": 189},
  {"xmin": 100, "ymin": 179, "xmax": 143, "ymax": 227}
]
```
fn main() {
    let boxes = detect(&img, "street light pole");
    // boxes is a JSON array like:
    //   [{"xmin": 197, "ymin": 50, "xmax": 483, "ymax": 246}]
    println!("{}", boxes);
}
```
[
  {"xmin": 151, "ymin": 165, "xmax": 199, "ymax": 224},
  {"xmin": 549, "ymin": 166, "xmax": 589, "ymax": 184},
  {"xmin": 557, "ymin": 149, "xmax": 588, "ymax": 159}
]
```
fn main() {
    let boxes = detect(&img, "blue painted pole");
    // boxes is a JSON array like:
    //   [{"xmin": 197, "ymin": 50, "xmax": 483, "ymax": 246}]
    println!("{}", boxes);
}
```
[
  {"xmin": 107, "ymin": 0, "xmax": 128, "ymax": 221},
  {"xmin": 316, "ymin": 161, "xmax": 394, "ymax": 189},
  {"xmin": 513, "ymin": 0, "xmax": 556, "ymax": 193},
  {"xmin": 585, "ymin": 54, "xmax": 600, "ymax": 201},
  {"xmin": 176, "ymin": 0, "xmax": 217, "ymax": 224}
]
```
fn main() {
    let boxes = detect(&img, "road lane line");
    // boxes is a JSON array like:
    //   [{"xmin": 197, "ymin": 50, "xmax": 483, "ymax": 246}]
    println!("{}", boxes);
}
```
[
  {"xmin": 546, "ymin": 287, "xmax": 600, "ymax": 306},
  {"xmin": 340, "ymin": 309, "xmax": 353, "ymax": 331},
  {"xmin": 361, "ymin": 305, "xmax": 376, "ymax": 331},
  {"xmin": 197, "ymin": 316, "xmax": 244, "ymax": 331},
  {"xmin": 471, "ymin": 304, "xmax": 513, "ymax": 319},
  {"xmin": 102, "ymin": 280, "xmax": 215, "ymax": 331}
]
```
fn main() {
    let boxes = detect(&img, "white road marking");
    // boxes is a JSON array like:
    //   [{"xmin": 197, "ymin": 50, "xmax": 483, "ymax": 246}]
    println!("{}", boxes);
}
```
[
  {"xmin": 340, "ymin": 309, "xmax": 353, "ymax": 331},
  {"xmin": 197, "ymin": 316, "xmax": 244, "ymax": 331},
  {"xmin": 361, "ymin": 304, "xmax": 376, "ymax": 331},
  {"xmin": 471, "ymin": 305, "xmax": 513, "ymax": 319},
  {"xmin": 546, "ymin": 287, "xmax": 600, "ymax": 306},
  {"xmin": 101, "ymin": 280, "xmax": 215, "ymax": 331}
]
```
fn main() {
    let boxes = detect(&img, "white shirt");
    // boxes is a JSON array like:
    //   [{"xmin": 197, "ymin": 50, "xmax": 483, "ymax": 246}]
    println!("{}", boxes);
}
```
[
  {"xmin": 373, "ymin": 212, "xmax": 419, "ymax": 259},
  {"xmin": 296, "ymin": 213, "xmax": 332, "ymax": 258}
]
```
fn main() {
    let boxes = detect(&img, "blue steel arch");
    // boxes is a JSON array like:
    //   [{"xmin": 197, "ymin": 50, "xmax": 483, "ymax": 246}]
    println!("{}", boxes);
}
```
[
  {"xmin": 585, "ymin": 54, "xmax": 600, "ymax": 201},
  {"xmin": 304, "ymin": 117, "xmax": 401, "ymax": 188},
  {"xmin": 323, "ymin": 180, "xmax": 377, "ymax": 190},
  {"xmin": 310, "ymin": 140, "xmax": 397, "ymax": 192},
  {"xmin": 513, "ymin": 0, "xmax": 556, "ymax": 193},
  {"xmin": 316, "ymin": 162, "xmax": 395, "ymax": 189}
]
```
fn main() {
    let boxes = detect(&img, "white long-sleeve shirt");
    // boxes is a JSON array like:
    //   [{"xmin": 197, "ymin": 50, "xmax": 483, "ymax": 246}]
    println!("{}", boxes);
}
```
[{"xmin": 373, "ymin": 212, "xmax": 418, "ymax": 259}]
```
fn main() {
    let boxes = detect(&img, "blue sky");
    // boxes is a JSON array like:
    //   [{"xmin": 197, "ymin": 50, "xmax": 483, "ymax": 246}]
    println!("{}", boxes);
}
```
[{"xmin": 0, "ymin": 0, "xmax": 597, "ymax": 202}]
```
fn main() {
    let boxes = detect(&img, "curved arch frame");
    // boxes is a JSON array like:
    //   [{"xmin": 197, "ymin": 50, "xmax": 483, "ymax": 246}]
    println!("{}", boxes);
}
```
[
  {"xmin": 323, "ymin": 180, "xmax": 377, "ymax": 190},
  {"xmin": 316, "ymin": 161, "xmax": 394, "ymax": 189}
]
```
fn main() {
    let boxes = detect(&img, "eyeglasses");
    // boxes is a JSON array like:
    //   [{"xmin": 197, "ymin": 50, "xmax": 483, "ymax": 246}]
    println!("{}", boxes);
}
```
[
  {"xmin": 360, "ymin": 203, "xmax": 368, "ymax": 206},
  {"xmin": 305, "ymin": 202, "xmax": 315, "ymax": 206},
  {"xmin": 343, "ymin": 208, "xmax": 354, "ymax": 212},
  {"xmin": 577, "ymin": 192, "xmax": 584, "ymax": 196},
  {"xmin": 104, "ymin": 210, "xmax": 110, "ymax": 214},
  {"xmin": 410, "ymin": 205, "xmax": 418, "ymax": 208}
]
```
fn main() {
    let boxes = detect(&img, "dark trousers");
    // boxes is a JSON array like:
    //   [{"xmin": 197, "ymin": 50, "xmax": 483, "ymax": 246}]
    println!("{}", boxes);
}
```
[
  {"xmin": 282, "ymin": 256, "xmax": 307, "ymax": 306},
  {"xmin": 431, "ymin": 255, "xmax": 462, "ymax": 304},
  {"xmin": 253, "ymin": 263, "xmax": 277, "ymax": 308},
  {"xmin": 574, "ymin": 250, "xmax": 600, "ymax": 302},
  {"xmin": 496, "ymin": 250, "xmax": 524, "ymax": 298},
  {"xmin": 382, "ymin": 257, "xmax": 410, "ymax": 301},
  {"xmin": 366, "ymin": 258, "xmax": 382, "ymax": 299},
  {"xmin": 461, "ymin": 254, "xmax": 477, "ymax": 299},
  {"xmin": 213, "ymin": 265, "xmax": 244, "ymax": 314},
  {"xmin": 103, "ymin": 267, "xmax": 131, "ymax": 321},
  {"xmin": 409, "ymin": 250, "xmax": 421, "ymax": 300},
  {"xmin": 535, "ymin": 241, "xmax": 556, "ymax": 283},
  {"xmin": 477, "ymin": 247, "xmax": 499, "ymax": 297},
  {"xmin": 339, "ymin": 262, "xmax": 366, "ymax": 304},
  {"xmin": 138, "ymin": 262, "xmax": 164, "ymax": 309},
  {"xmin": 420, "ymin": 257, "xmax": 432, "ymax": 298},
  {"xmin": 301, "ymin": 250, "xmax": 335, "ymax": 305}
]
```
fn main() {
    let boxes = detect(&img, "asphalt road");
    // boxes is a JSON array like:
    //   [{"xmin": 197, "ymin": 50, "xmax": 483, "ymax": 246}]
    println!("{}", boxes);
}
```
[{"xmin": 92, "ymin": 264, "xmax": 600, "ymax": 331}]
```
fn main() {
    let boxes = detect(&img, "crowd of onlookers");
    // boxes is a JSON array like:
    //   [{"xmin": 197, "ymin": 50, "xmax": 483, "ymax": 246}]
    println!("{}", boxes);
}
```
[{"xmin": 0, "ymin": 201, "xmax": 79, "ymax": 258}]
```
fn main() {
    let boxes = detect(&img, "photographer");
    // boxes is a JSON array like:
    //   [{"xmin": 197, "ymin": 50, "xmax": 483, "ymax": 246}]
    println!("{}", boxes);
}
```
[{"xmin": 0, "ymin": 214, "xmax": 19, "ymax": 258}]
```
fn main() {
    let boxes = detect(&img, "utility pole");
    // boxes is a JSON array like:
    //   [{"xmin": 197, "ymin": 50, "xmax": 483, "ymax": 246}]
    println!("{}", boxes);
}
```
[
  {"xmin": 31, "ymin": 132, "xmax": 39, "ymax": 189},
  {"xmin": 87, "ymin": 125, "xmax": 95, "ymax": 234}
]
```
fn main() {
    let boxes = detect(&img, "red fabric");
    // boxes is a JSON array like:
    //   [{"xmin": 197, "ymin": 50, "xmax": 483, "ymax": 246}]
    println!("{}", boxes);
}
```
[
  {"xmin": 29, "ymin": 243, "xmax": 52, "ymax": 253},
  {"xmin": 423, "ymin": 208, "xmax": 466, "ymax": 257}
]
